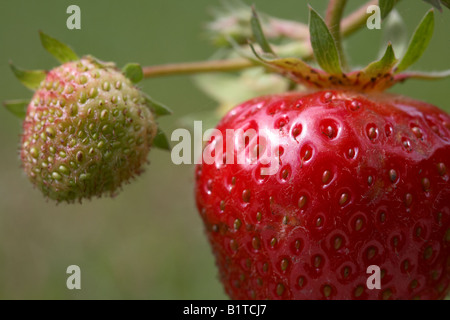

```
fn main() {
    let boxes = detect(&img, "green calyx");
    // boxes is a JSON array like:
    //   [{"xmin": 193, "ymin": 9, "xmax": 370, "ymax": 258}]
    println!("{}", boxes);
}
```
[{"xmin": 244, "ymin": 4, "xmax": 449, "ymax": 92}]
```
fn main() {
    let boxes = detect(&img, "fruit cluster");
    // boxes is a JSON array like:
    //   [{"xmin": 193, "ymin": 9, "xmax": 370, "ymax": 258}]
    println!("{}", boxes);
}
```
[{"xmin": 4, "ymin": 1, "xmax": 450, "ymax": 300}]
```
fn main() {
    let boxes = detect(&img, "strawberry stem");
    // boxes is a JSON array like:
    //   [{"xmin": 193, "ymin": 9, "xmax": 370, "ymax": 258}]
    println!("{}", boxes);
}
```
[{"xmin": 142, "ymin": 58, "xmax": 255, "ymax": 78}]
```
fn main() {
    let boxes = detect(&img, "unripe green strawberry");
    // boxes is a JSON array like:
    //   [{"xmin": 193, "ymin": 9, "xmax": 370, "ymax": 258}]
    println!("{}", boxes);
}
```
[{"xmin": 20, "ymin": 57, "xmax": 158, "ymax": 202}]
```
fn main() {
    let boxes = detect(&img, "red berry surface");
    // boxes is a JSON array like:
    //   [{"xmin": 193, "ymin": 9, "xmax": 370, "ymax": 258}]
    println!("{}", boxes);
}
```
[{"xmin": 195, "ymin": 90, "xmax": 450, "ymax": 299}]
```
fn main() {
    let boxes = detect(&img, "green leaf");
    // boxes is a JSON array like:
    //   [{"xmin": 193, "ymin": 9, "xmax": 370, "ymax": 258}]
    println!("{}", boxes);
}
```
[
  {"xmin": 250, "ymin": 6, "xmax": 275, "ymax": 55},
  {"xmin": 379, "ymin": 0, "xmax": 399, "ymax": 20},
  {"xmin": 395, "ymin": 10, "xmax": 435, "ymax": 73},
  {"xmin": 308, "ymin": 6, "xmax": 342, "ymax": 75},
  {"xmin": 9, "ymin": 63, "xmax": 46, "ymax": 90},
  {"xmin": 122, "ymin": 63, "xmax": 143, "ymax": 83},
  {"xmin": 364, "ymin": 43, "xmax": 398, "ymax": 77},
  {"xmin": 153, "ymin": 128, "xmax": 171, "ymax": 151},
  {"xmin": 145, "ymin": 95, "xmax": 172, "ymax": 117},
  {"xmin": 39, "ymin": 31, "xmax": 79, "ymax": 63},
  {"xmin": 3, "ymin": 99, "xmax": 29, "ymax": 119}
]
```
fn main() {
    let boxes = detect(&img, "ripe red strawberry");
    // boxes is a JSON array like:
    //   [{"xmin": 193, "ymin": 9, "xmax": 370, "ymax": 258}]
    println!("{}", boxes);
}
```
[
  {"xmin": 195, "ymin": 7, "xmax": 450, "ymax": 299},
  {"xmin": 195, "ymin": 90, "xmax": 450, "ymax": 299}
]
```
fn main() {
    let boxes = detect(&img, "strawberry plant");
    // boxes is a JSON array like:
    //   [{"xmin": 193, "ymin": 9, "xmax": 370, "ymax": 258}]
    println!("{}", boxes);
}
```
[{"xmin": 3, "ymin": 0, "xmax": 450, "ymax": 300}]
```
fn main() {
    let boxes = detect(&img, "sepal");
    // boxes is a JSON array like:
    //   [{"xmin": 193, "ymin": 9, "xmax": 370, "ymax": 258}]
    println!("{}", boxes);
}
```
[
  {"xmin": 9, "ymin": 62, "xmax": 46, "ymax": 90},
  {"xmin": 39, "ymin": 31, "xmax": 79, "ymax": 63},
  {"xmin": 250, "ymin": 6, "xmax": 275, "ymax": 55},
  {"xmin": 308, "ymin": 7, "xmax": 342, "ymax": 75},
  {"xmin": 145, "ymin": 94, "xmax": 172, "ymax": 117},
  {"xmin": 395, "ymin": 10, "xmax": 434, "ymax": 73},
  {"xmin": 122, "ymin": 63, "xmax": 144, "ymax": 83},
  {"xmin": 3, "ymin": 99, "xmax": 29, "ymax": 119},
  {"xmin": 153, "ymin": 128, "xmax": 171, "ymax": 151},
  {"xmin": 379, "ymin": 0, "xmax": 400, "ymax": 20}
]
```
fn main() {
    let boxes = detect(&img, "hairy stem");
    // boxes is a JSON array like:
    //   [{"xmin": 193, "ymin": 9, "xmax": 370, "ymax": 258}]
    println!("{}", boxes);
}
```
[
  {"xmin": 326, "ymin": 0, "xmax": 349, "ymax": 71},
  {"xmin": 142, "ymin": 58, "xmax": 255, "ymax": 78}
]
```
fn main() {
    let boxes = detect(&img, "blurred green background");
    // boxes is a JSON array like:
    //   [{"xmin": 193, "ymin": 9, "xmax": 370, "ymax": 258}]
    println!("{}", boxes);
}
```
[{"xmin": 0, "ymin": 0, "xmax": 448, "ymax": 299}]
